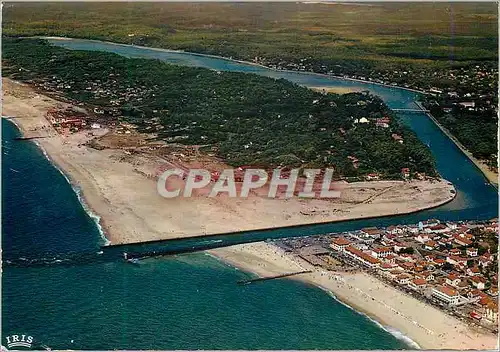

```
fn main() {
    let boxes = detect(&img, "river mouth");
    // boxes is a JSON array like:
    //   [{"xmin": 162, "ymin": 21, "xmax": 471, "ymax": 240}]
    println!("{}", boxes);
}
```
[
  {"xmin": 3, "ymin": 37, "xmax": 497, "ymax": 262},
  {"xmin": 2, "ymin": 37, "xmax": 497, "ymax": 351}
]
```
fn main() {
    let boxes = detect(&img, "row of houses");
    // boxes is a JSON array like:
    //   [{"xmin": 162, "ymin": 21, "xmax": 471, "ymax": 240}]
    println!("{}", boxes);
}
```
[{"xmin": 328, "ymin": 219, "xmax": 498, "ymax": 325}]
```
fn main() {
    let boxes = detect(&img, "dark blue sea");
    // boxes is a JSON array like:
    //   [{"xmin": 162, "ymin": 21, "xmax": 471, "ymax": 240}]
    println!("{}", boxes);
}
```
[{"xmin": 2, "ymin": 39, "xmax": 498, "ymax": 350}]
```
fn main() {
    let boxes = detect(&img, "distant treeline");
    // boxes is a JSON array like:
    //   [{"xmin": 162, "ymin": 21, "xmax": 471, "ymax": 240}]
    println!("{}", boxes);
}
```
[
  {"xmin": 2, "ymin": 2, "xmax": 497, "ymax": 79},
  {"xmin": 3, "ymin": 38, "xmax": 437, "ymax": 178}
]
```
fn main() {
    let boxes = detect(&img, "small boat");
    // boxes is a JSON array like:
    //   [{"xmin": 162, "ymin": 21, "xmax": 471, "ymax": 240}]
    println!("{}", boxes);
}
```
[{"xmin": 127, "ymin": 258, "xmax": 141, "ymax": 265}]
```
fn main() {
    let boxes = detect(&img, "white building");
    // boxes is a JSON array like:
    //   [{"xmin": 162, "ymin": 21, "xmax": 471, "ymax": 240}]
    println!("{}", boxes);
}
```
[
  {"xmin": 344, "ymin": 246, "xmax": 381, "ymax": 268},
  {"xmin": 395, "ymin": 274, "xmax": 412, "ymax": 285},
  {"xmin": 445, "ymin": 273, "xmax": 461, "ymax": 287},
  {"xmin": 459, "ymin": 101, "xmax": 475, "ymax": 108},
  {"xmin": 409, "ymin": 278, "xmax": 427, "ymax": 291},
  {"xmin": 331, "ymin": 237, "xmax": 352, "ymax": 252},
  {"xmin": 432, "ymin": 286, "xmax": 460, "ymax": 306},
  {"xmin": 415, "ymin": 233, "xmax": 430, "ymax": 243},
  {"xmin": 370, "ymin": 247, "xmax": 392, "ymax": 258},
  {"xmin": 466, "ymin": 248, "xmax": 478, "ymax": 257},
  {"xmin": 469, "ymin": 276, "xmax": 487, "ymax": 290},
  {"xmin": 483, "ymin": 302, "xmax": 499, "ymax": 324}
]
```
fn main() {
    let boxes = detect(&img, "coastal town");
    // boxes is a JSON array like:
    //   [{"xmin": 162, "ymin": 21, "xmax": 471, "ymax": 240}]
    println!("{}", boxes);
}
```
[
  {"xmin": 2, "ymin": 2, "xmax": 499, "ymax": 351},
  {"xmin": 273, "ymin": 218, "xmax": 498, "ymax": 332}
]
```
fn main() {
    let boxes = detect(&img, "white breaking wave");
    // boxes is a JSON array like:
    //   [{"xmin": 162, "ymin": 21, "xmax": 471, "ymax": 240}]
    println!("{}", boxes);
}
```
[
  {"xmin": 73, "ymin": 185, "xmax": 110, "ymax": 246},
  {"xmin": 34, "ymin": 141, "xmax": 111, "ymax": 246},
  {"xmin": 383, "ymin": 325, "xmax": 421, "ymax": 349},
  {"xmin": 322, "ymin": 288, "xmax": 421, "ymax": 349}
]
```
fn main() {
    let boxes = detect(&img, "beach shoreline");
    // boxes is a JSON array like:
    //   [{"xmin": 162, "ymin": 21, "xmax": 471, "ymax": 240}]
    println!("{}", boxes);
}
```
[
  {"xmin": 2, "ymin": 117, "xmax": 112, "ymax": 245},
  {"xmin": 2, "ymin": 77, "xmax": 457, "ymax": 245},
  {"xmin": 36, "ymin": 138, "xmax": 111, "ymax": 245},
  {"xmin": 209, "ymin": 242, "xmax": 498, "ymax": 350}
]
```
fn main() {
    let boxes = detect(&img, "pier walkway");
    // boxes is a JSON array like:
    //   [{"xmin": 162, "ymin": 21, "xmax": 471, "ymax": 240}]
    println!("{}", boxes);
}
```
[{"xmin": 237, "ymin": 270, "xmax": 312, "ymax": 285}]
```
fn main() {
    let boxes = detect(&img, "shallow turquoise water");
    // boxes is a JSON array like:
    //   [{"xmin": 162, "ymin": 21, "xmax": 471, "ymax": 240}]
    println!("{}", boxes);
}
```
[{"xmin": 2, "ymin": 38, "xmax": 498, "ymax": 350}]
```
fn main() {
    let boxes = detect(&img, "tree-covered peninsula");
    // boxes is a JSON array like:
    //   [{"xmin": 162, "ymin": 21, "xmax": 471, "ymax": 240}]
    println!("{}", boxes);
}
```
[{"xmin": 3, "ymin": 38, "xmax": 436, "ymax": 179}]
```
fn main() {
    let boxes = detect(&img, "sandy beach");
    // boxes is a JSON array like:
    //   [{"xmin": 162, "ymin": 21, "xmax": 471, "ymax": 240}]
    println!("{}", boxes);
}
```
[
  {"xmin": 209, "ymin": 242, "xmax": 498, "ymax": 350},
  {"xmin": 3, "ymin": 78, "xmax": 456, "ymax": 244},
  {"xmin": 310, "ymin": 86, "xmax": 366, "ymax": 94},
  {"xmin": 1, "ymin": 74, "xmax": 494, "ymax": 350}
]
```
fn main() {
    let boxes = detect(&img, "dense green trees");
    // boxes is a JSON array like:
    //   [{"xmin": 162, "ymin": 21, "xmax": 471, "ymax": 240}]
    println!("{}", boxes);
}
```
[
  {"xmin": 427, "ymin": 102, "xmax": 497, "ymax": 167},
  {"xmin": 3, "ymin": 2, "xmax": 497, "ymax": 69},
  {"xmin": 3, "ymin": 38, "xmax": 437, "ymax": 178}
]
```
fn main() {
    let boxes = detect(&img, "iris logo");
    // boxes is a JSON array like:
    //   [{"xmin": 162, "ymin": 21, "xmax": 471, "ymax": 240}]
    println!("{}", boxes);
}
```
[{"xmin": 4, "ymin": 335, "xmax": 34, "ymax": 349}]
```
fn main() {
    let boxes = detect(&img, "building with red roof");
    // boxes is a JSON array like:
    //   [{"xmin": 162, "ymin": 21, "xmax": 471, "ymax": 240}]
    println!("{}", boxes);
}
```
[
  {"xmin": 401, "ymin": 167, "xmax": 410, "ymax": 179},
  {"xmin": 424, "ymin": 240, "xmax": 438, "ymax": 250},
  {"xmin": 469, "ymin": 276, "xmax": 487, "ymax": 290},
  {"xmin": 370, "ymin": 247, "xmax": 393, "ymax": 258},
  {"xmin": 344, "ymin": 246, "xmax": 381, "ymax": 268},
  {"xmin": 409, "ymin": 278, "xmax": 427, "ymax": 291},
  {"xmin": 330, "ymin": 237, "xmax": 352, "ymax": 252}
]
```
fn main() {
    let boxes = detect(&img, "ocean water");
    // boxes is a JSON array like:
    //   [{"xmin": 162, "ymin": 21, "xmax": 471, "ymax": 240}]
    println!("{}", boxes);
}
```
[
  {"xmin": 2, "ymin": 119, "xmax": 410, "ymax": 349},
  {"xmin": 1, "ymin": 120, "xmax": 102, "ymax": 259},
  {"xmin": 2, "ymin": 39, "xmax": 498, "ymax": 350},
  {"xmin": 3, "ymin": 254, "xmax": 410, "ymax": 350}
]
